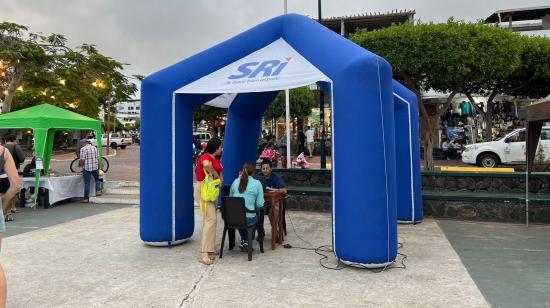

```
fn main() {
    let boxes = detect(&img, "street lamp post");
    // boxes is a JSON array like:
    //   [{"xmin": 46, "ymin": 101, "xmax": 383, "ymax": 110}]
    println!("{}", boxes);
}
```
[
  {"xmin": 317, "ymin": 0, "xmax": 326, "ymax": 169},
  {"xmin": 106, "ymin": 98, "xmax": 111, "ymax": 155},
  {"xmin": 284, "ymin": 0, "xmax": 291, "ymax": 167}
]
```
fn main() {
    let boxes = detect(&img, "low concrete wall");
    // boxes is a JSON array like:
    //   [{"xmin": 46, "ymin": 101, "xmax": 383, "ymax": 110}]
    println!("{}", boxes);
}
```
[
  {"xmin": 268, "ymin": 168, "xmax": 331, "ymax": 187},
  {"xmin": 424, "ymin": 200, "xmax": 550, "ymax": 223},
  {"xmin": 286, "ymin": 195, "xmax": 331, "ymax": 212},
  {"xmin": 422, "ymin": 171, "xmax": 550, "ymax": 194},
  {"xmin": 273, "ymin": 169, "xmax": 550, "ymax": 222}
]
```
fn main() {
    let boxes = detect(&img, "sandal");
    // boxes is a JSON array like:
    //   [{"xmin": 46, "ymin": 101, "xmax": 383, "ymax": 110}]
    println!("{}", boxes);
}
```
[
  {"xmin": 208, "ymin": 251, "xmax": 220, "ymax": 256},
  {"xmin": 199, "ymin": 258, "xmax": 214, "ymax": 265},
  {"xmin": 10, "ymin": 209, "xmax": 17, "ymax": 213},
  {"xmin": 5, "ymin": 215, "xmax": 14, "ymax": 222}
]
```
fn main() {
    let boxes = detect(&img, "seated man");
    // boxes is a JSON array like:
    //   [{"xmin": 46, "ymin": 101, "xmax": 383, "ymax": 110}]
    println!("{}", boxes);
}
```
[{"xmin": 261, "ymin": 160, "xmax": 287, "ymax": 239}]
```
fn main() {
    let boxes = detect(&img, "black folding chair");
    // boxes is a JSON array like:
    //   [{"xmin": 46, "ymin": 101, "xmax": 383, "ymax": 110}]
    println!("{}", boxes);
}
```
[
  {"xmin": 220, "ymin": 185, "xmax": 236, "ymax": 250},
  {"xmin": 219, "ymin": 196, "xmax": 264, "ymax": 261}
]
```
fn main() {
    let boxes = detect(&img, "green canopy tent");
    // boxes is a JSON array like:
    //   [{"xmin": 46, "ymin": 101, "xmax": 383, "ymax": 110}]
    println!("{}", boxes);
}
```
[{"xmin": 0, "ymin": 104, "xmax": 102, "ymax": 203}]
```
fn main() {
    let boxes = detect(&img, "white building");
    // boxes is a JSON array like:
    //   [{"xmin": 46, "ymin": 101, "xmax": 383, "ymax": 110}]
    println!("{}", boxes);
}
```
[{"xmin": 115, "ymin": 100, "xmax": 141, "ymax": 127}]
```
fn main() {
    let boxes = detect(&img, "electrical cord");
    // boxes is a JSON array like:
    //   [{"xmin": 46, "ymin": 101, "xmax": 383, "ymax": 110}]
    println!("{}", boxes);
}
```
[{"xmin": 285, "ymin": 211, "xmax": 408, "ymax": 272}]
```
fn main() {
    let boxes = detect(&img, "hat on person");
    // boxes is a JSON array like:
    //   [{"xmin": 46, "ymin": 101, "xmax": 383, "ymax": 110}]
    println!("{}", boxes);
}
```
[{"xmin": 80, "ymin": 138, "xmax": 91, "ymax": 144}]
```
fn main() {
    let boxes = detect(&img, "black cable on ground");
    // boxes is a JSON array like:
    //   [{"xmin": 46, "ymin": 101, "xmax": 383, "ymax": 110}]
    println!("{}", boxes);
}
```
[{"xmin": 285, "ymin": 211, "xmax": 408, "ymax": 272}]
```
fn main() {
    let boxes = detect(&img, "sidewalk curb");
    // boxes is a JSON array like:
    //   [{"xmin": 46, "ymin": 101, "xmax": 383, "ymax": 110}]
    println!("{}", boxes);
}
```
[
  {"xmin": 89, "ymin": 196, "xmax": 139, "ymax": 205},
  {"xmin": 104, "ymin": 181, "xmax": 139, "ymax": 189},
  {"xmin": 93, "ymin": 181, "xmax": 140, "ymax": 205}
]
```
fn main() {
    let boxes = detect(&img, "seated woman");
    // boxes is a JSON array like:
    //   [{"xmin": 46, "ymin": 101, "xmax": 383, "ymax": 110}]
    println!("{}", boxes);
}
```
[{"xmin": 229, "ymin": 162, "xmax": 264, "ymax": 251}]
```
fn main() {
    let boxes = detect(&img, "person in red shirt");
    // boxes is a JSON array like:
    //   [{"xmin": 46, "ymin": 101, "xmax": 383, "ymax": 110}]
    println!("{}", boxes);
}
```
[{"xmin": 194, "ymin": 138, "xmax": 223, "ymax": 265}]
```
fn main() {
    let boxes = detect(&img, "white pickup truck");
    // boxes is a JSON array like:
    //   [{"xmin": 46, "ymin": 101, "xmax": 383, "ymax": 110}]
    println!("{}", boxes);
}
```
[
  {"xmin": 462, "ymin": 127, "xmax": 550, "ymax": 168},
  {"xmin": 90, "ymin": 133, "xmax": 133, "ymax": 149}
]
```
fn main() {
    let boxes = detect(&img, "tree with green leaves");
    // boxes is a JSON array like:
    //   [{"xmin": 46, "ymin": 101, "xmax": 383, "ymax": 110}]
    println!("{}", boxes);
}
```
[
  {"xmin": 264, "ymin": 87, "xmax": 316, "ymax": 120},
  {"xmin": 0, "ymin": 22, "xmax": 59, "ymax": 113},
  {"xmin": 352, "ymin": 19, "xmax": 550, "ymax": 168},
  {"xmin": 0, "ymin": 22, "xmax": 139, "ymax": 118},
  {"xmin": 352, "ymin": 19, "xmax": 523, "ymax": 138}
]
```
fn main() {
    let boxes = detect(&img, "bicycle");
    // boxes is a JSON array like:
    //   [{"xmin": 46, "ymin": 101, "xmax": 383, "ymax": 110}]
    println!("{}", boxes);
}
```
[{"xmin": 70, "ymin": 155, "xmax": 110, "ymax": 173}]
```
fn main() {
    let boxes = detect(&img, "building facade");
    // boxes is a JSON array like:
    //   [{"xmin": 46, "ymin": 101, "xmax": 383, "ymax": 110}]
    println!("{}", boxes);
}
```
[{"xmin": 115, "ymin": 100, "xmax": 141, "ymax": 127}]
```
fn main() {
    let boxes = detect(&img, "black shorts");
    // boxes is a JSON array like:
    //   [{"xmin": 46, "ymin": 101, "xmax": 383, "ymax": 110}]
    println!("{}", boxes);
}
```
[{"xmin": 0, "ymin": 177, "xmax": 9, "ymax": 194}]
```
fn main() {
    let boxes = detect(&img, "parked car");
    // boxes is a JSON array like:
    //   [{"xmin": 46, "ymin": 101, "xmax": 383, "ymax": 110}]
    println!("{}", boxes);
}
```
[
  {"xmin": 90, "ymin": 133, "xmax": 133, "ymax": 149},
  {"xmin": 462, "ymin": 127, "xmax": 550, "ymax": 168}
]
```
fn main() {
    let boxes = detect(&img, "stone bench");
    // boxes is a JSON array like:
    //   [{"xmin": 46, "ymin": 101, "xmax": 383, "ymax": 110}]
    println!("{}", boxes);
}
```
[
  {"xmin": 285, "ymin": 186, "xmax": 331, "ymax": 212},
  {"xmin": 423, "ymin": 190, "xmax": 550, "ymax": 223},
  {"xmin": 423, "ymin": 190, "xmax": 550, "ymax": 203}
]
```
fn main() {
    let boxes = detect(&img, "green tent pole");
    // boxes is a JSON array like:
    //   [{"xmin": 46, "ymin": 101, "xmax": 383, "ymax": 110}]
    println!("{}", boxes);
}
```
[
  {"xmin": 43, "ymin": 129, "xmax": 56, "ymax": 173},
  {"xmin": 32, "ymin": 128, "xmax": 48, "ymax": 205}
]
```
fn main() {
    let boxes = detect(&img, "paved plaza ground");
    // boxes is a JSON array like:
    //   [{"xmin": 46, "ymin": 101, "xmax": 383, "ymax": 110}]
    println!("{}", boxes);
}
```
[
  {"xmin": 2, "ymin": 201, "xmax": 547, "ymax": 307},
  {"xmin": 12, "ymin": 145, "xmax": 549, "ymax": 307},
  {"xmin": 3, "ymin": 204, "xmax": 486, "ymax": 307}
]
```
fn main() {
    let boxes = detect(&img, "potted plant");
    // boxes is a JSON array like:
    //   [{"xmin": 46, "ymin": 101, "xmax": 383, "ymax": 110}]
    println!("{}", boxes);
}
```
[{"xmin": 259, "ymin": 148, "xmax": 279, "ymax": 168}]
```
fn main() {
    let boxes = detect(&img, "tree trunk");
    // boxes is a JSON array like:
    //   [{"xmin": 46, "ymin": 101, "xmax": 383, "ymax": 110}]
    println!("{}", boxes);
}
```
[
  {"xmin": 424, "ymin": 132, "xmax": 434, "ymax": 171},
  {"xmin": 464, "ymin": 92, "xmax": 486, "ymax": 118},
  {"xmin": 464, "ymin": 92, "xmax": 488, "ymax": 141},
  {"xmin": 436, "ymin": 91, "xmax": 458, "ymax": 117},
  {"xmin": 415, "ymin": 92, "xmax": 437, "ymax": 170},
  {"xmin": 2, "ymin": 67, "xmax": 25, "ymax": 114},
  {"xmin": 484, "ymin": 92, "xmax": 498, "ymax": 142},
  {"xmin": 400, "ymin": 74, "xmax": 437, "ymax": 170}
]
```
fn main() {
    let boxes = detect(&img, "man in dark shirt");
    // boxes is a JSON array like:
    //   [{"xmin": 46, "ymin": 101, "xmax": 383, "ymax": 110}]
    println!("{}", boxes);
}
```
[
  {"xmin": 262, "ymin": 161, "xmax": 286, "ymax": 194},
  {"xmin": 3, "ymin": 135, "xmax": 25, "ymax": 171},
  {"xmin": 261, "ymin": 160, "xmax": 286, "ymax": 240},
  {"xmin": 3, "ymin": 134, "xmax": 25, "ymax": 218}
]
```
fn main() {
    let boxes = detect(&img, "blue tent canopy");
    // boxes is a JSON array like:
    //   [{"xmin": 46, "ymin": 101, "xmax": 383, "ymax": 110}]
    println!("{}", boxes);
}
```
[
  {"xmin": 140, "ymin": 13, "xmax": 420, "ymax": 267},
  {"xmin": 393, "ymin": 81, "xmax": 423, "ymax": 223}
]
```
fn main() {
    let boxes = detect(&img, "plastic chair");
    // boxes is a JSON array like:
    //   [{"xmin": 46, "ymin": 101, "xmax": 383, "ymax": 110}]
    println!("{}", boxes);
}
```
[
  {"xmin": 219, "ymin": 196, "xmax": 264, "ymax": 261},
  {"xmin": 220, "ymin": 185, "xmax": 236, "ymax": 250}
]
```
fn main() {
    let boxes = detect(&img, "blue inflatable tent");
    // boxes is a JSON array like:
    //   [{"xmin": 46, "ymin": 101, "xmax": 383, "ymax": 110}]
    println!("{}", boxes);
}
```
[
  {"xmin": 392, "ymin": 81, "xmax": 423, "ymax": 223},
  {"xmin": 140, "ymin": 13, "xmax": 419, "ymax": 267}
]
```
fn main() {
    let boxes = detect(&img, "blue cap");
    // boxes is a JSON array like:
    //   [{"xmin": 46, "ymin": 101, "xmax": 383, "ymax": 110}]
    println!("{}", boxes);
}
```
[{"xmin": 80, "ymin": 138, "xmax": 91, "ymax": 143}]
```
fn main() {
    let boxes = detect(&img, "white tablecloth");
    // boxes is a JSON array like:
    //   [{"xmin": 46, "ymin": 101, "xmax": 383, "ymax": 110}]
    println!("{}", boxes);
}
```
[{"xmin": 21, "ymin": 175, "xmax": 96, "ymax": 204}]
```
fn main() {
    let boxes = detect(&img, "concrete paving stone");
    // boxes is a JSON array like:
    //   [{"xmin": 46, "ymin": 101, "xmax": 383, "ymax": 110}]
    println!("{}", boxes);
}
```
[
  {"xmin": 2, "ymin": 206, "xmax": 488, "ymax": 307},
  {"xmin": 438, "ymin": 219, "xmax": 550, "ymax": 308}
]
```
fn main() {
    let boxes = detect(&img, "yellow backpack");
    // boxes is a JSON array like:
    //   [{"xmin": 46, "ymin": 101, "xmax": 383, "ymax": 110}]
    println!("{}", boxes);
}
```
[{"xmin": 200, "ymin": 171, "xmax": 221, "ymax": 214}]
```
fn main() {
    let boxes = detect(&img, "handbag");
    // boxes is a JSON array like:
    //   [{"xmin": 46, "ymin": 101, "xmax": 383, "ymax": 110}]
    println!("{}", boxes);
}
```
[{"xmin": 200, "ymin": 171, "xmax": 221, "ymax": 214}]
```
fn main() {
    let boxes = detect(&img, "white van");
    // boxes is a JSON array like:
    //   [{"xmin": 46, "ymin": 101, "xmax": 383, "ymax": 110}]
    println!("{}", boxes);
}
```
[
  {"xmin": 89, "ymin": 133, "xmax": 133, "ymax": 149},
  {"xmin": 462, "ymin": 128, "xmax": 550, "ymax": 167}
]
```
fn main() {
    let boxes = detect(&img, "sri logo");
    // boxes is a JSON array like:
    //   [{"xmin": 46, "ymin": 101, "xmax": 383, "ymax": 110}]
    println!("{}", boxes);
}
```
[{"xmin": 228, "ymin": 57, "xmax": 292, "ymax": 79}]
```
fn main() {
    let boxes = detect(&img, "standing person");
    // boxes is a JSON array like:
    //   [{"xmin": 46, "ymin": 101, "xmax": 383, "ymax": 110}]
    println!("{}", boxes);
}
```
[
  {"xmin": 79, "ymin": 139, "xmax": 102, "ymax": 202},
  {"xmin": 0, "ymin": 143, "xmax": 22, "ymax": 308},
  {"xmin": 3, "ymin": 135, "xmax": 24, "ymax": 172},
  {"xmin": 298, "ymin": 129, "xmax": 306, "ymax": 155},
  {"xmin": 441, "ymin": 138, "xmax": 452, "ymax": 160},
  {"xmin": 305, "ymin": 126, "xmax": 315, "ymax": 158},
  {"xmin": 230, "ymin": 162, "xmax": 264, "ymax": 251},
  {"xmin": 277, "ymin": 130, "xmax": 287, "ymax": 167},
  {"xmin": 3, "ymin": 135, "xmax": 25, "ymax": 217},
  {"xmin": 195, "ymin": 138, "xmax": 223, "ymax": 265}
]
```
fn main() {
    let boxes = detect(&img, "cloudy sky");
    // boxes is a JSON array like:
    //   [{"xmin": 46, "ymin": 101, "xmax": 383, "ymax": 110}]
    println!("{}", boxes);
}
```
[{"xmin": 2, "ymin": 0, "xmax": 549, "ymax": 94}]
